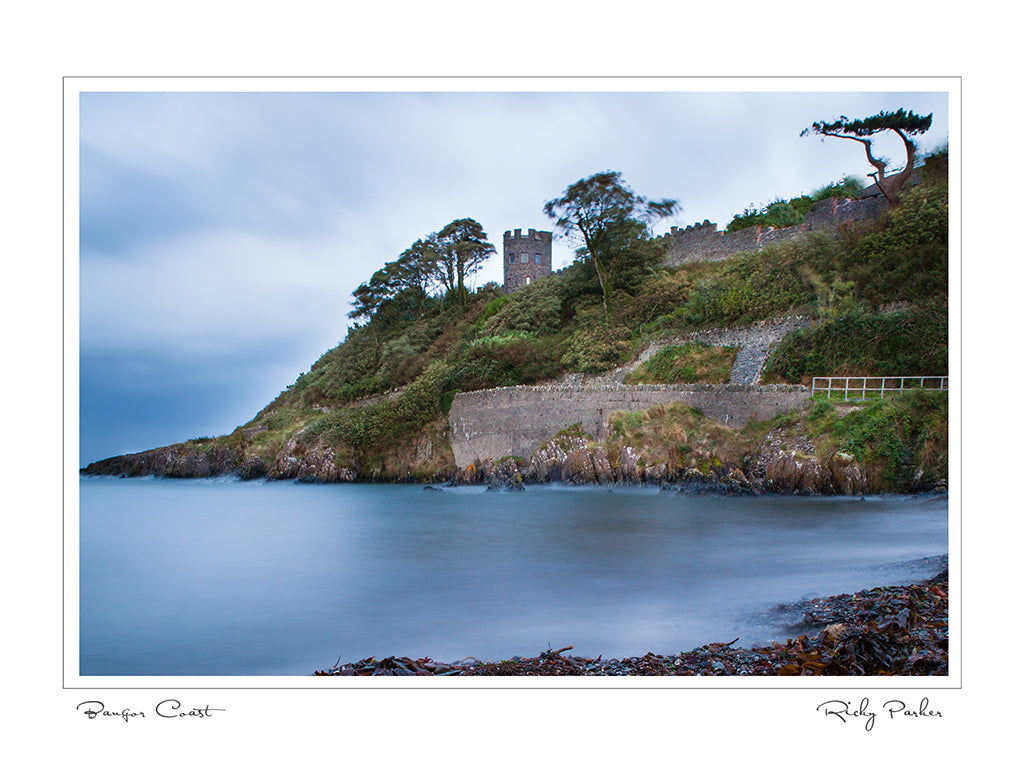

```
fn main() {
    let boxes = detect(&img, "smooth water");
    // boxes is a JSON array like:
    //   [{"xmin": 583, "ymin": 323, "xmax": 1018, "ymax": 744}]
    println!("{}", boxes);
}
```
[{"xmin": 78, "ymin": 477, "xmax": 948, "ymax": 676}]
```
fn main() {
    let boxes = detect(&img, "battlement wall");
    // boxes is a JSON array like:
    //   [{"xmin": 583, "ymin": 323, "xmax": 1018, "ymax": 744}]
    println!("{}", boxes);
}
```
[{"xmin": 662, "ymin": 195, "xmax": 888, "ymax": 266}]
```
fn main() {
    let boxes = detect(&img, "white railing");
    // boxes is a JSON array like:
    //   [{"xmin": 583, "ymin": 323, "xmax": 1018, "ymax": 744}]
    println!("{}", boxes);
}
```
[{"xmin": 811, "ymin": 376, "xmax": 948, "ymax": 401}]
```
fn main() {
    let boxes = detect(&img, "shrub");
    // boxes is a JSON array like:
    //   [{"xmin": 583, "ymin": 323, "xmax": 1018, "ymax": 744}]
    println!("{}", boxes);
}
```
[
  {"xmin": 762, "ymin": 308, "xmax": 948, "ymax": 383},
  {"xmin": 833, "ymin": 183, "xmax": 948, "ymax": 309},
  {"xmin": 481, "ymin": 279, "xmax": 565, "ymax": 337},
  {"xmin": 810, "ymin": 176, "xmax": 864, "ymax": 202},
  {"xmin": 469, "ymin": 331, "xmax": 536, "ymax": 348},
  {"xmin": 622, "ymin": 270, "xmax": 694, "ymax": 329},
  {"xmin": 810, "ymin": 390, "xmax": 948, "ymax": 488},
  {"xmin": 448, "ymin": 335, "xmax": 566, "ymax": 391},
  {"xmin": 325, "ymin": 360, "xmax": 452, "ymax": 458},
  {"xmin": 561, "ymin": 320, "xmax": 635, "ymax": 373},
  {"xmin": 676, "ymin": 244, "xmax": 817, "ymax": 326},
  {"xmin": 725, "ymin": 177, "xmax": 865, "ymax": 233}
]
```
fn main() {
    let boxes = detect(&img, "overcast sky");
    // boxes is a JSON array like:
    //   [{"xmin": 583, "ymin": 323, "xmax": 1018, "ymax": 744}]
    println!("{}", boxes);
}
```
[{"xmin": 77, "ymin": 84, "xmax": 950, "ymax": 464}]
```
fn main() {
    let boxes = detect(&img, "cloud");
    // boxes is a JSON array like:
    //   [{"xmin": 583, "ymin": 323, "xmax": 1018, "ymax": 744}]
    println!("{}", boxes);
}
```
[{"xmin": 80, "ymin": 226, "xmax": 363, "ymax": 360}]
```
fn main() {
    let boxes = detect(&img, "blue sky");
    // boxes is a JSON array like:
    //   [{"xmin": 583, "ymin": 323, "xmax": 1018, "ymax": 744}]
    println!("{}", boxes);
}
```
[{"xmin": 78, "ymin": 85, "xmax": 951, "ymax": 464}]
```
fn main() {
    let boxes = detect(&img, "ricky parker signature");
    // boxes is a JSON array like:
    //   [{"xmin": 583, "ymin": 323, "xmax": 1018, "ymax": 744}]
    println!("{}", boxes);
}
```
[
  {"xmin": 77, "ymin": 700, "xmax": 225, "ymax": 722},
  {"xmin": 817, "ymin": 697, "xmax": 942, "ymax": 731}
]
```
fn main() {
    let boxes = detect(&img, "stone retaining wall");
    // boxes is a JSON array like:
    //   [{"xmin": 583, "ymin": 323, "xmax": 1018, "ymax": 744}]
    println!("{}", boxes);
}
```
[{"xmin": 448, "ymin": 384, "xmax": 810, "ymax": 468}]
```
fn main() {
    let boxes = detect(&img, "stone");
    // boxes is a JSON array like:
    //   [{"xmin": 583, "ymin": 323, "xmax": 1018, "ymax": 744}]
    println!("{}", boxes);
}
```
[
  {"xmin": 644, "ymin": 463, "xmax": 668, "ymax": 484},
  {"xmin": 616, "ymin": 446, "xmax": 643, "ymax": 484},
  {"xmin": 563, "ymin": 448, "xmax": 597, "ymax": 485},
  {"xmin": 238, "ymin": 456, "xmax": 266, "ymax": 480},
  {"xmin": 591, "ymin": 447, "xmax": 614, "ymax": 485}
]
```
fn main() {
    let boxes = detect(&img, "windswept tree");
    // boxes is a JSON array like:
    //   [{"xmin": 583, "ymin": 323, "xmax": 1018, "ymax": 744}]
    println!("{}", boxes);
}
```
[
  {"xmin": 543, "ymin": 171, "xmax": 678, "ymax": 317},
  {"xmin": 434, "ymin": 218, "xmax": 495, "ymax": 305},
  {"xmin": 801, "ymin": 109, "xmax": 933, "ymax": 204},
  {"xmin": 393, "ymin": 237, "xmax": 439, "ymax": 316},
  {"xmin": 349, "ymin": 237, "xmax": 440, "ymax": 325},
  {"xmin": 348, "ymin": 218, "xmax": 494, "ymax": 325},
  {"xmin": 348, "ymin": 267, "xmax": 395, "ymax": 323}
]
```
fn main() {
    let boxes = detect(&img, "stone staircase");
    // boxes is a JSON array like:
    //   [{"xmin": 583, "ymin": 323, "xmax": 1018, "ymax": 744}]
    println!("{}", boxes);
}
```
[{"xmin": 566, "ymin": 315, "xmax": 812, "ymax": 387}]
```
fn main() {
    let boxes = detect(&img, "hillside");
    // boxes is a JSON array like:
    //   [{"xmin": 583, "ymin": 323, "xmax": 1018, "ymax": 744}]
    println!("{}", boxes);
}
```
[{"xmin": 82, "ymin": 152, "xmax": 948, "ymax": 494}]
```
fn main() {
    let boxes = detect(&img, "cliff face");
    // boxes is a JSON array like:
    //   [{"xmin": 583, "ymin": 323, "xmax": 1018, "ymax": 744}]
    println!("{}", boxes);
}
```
[
  {"xmin": 82, "ymin": 417, "xmax": 456, "ymax": 485},
  {"xmin": 82, "ymin": 442, "xmax": 244, "ymax": 479},
  {"xmin": 82, "ymin": 398, "xmax": 946, "ymax": 496},
  {"xmin": 74, "ymin": 431, "xmax": 890, "ymax": 496}
]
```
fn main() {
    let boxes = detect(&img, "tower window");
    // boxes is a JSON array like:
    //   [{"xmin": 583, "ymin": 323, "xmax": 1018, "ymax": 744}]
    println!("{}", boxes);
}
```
[
  {"xmin": 520, "ymin": 254, "xmax": 528, "ymax": 264},
  {"xmin": 509, "ymin": 254, "xmax": 515, "ymax": 264},
  {"xmin": 534, "ymin": 253, "xmax": 541, "ymax": 264}
]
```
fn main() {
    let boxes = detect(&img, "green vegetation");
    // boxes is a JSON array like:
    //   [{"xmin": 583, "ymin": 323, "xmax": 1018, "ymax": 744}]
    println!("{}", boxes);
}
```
[
  {"xmin": 312, "ymin": 360, "xmax": 452, "ymax": 466},
  {"xmin": 762, "ymin": 308, "xmax": 948, "ymax": 384},
  {"xmin": 480, "ymin": 278, "xmax": 567, "ymax": 336},
  {"xmin": 804, "ymin": 391, "xmax": 949, "ymax": 489},
  {"xmin": 549, "ymin": 422, "xmax": 593, "ymax": 447},
  {"xmin": 560, "ymin": 317, "xmax": 637, "ymax": 374},
  {"xmin": 349, "ymin": 218, "xmax": 494, "ymax": 321},
  {"xmin": 726, "ymin": 177, "xmax": 864, "ymax": 232},
  {"xmin": 601, "ymin": 390, "xmax": 947, "ymax": 492},
  {"xmin": 543, "ymin": 170, "xmax": 678, "ymax": 317},
  {"xmin": 174, "ymin": 141, "xmax": 946, "ymax": 481},
  {"xmin": 604, "ymin": 403, "xmax": 746, "ymax": 475},
  {"xmin": 624, "ymin": 344, "xmax": 738, "ymax": 384}
]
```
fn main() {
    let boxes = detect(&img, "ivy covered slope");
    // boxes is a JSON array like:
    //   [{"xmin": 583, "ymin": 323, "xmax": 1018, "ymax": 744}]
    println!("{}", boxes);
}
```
[{"xmin": 82, "ymin": 151, "xmax": 948, "ymax": 490}]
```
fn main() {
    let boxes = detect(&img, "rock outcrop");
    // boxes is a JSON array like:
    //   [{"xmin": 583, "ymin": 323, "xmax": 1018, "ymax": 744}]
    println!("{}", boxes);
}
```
[
  {"xmin": 265, "ymin": 429, "xmax": 358, "ymax": 483},
  {"xmin": 744, "ymin": 427, "xmax": 868, "ymax": 495},
  {"xmin": 81, "ymin": 443, "xmax": 242, "ymax": 478}
]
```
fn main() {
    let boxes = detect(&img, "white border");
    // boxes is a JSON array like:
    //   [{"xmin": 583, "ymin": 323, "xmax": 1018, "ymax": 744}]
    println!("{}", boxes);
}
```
[{"xmin": 65, "ymin": 76, "xmax": 961, "ymax": 695}]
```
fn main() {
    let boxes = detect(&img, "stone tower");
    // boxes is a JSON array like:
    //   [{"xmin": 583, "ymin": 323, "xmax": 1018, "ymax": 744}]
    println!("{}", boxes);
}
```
[{"xmin": 503, "ymin": 228, "xmax": 553, "ymax": 292}]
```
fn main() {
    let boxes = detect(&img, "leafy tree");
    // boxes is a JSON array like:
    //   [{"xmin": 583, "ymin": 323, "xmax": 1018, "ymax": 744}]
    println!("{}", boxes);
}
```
[
  {"xmin": 543, "ymin": 171, "xmax": 678, "ymax": 317},
  {"xmin": 434, "ymin": 218, "xmax": 495, "ymax": 304},
  {"xmin": 348, "ymin": 268, "xmax": 394, "ymax": 323},
  {"xmin": 349, "ymin": 220, "xmax": 493, "ymax": 324},
  {"xmin": 393, "ymin": 238, "xmax": 439, "ymax": 317},
  {"xmin": 801, "ymin": 109, "xmax": 933, "ymax": 204}
]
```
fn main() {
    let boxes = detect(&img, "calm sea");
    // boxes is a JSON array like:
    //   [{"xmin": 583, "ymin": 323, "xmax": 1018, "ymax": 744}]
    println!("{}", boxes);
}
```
[{"xmin": 78, "ymin": 477, "xmax": 948, "ymax": 676}]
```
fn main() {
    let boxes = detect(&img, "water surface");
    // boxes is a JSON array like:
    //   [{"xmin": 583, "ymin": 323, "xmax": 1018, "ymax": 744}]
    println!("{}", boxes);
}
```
[{"xmin": 79, "ymin": 477, "xmax": 948, "ymax": 675}]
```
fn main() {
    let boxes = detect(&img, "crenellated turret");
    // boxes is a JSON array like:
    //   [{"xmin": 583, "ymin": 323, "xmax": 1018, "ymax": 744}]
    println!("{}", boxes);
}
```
[{"xmin": 503, "ymin": 228, "xmax": 553, "ymax": 292}]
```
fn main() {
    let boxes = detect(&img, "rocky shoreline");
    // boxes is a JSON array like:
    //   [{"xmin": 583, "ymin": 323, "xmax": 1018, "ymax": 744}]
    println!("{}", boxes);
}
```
[
  {"xmin": 315, "ymin": 566, "xmax": 949, "ymax": 677},
  {"xmin": 79, "ymin": 423, "xmax": 945, "ymax": 496},
  {"xmin": 441, "ymin": 423, "xmax": 889, "ymax": 494}
]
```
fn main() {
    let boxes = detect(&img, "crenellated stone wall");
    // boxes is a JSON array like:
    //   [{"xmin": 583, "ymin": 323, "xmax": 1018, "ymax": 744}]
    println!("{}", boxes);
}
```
[
  {"xmin": 447, "ymin": 383, "xmax": 810, "ymax": 468},
  {"xmin": 503, "ymin": 228, "xmax": 553, "ymax": 291},
  {"xmin": 662, "ymin": 196, "xmax": 888, "ymax": 266}
]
